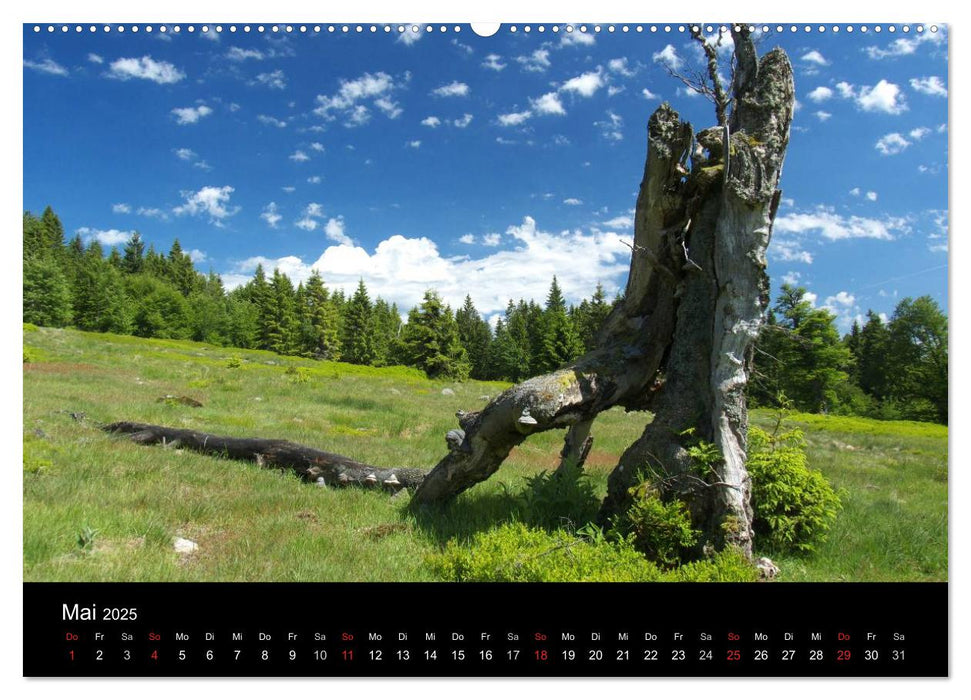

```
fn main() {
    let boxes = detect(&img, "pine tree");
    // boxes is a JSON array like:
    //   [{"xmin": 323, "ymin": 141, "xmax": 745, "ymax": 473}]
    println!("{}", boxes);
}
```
[
  {"xmin": 855, "ymin": 311, "xmax": 891, "ymax": 400},
  {"xmin": 503, "ymin": 300, "xmax": 533, "ymax": 381},
  {"xmin": 371, "ymin": 298, "xmax": 402, "ymax": 366},
  {"xmin": 264, "ymin": 269, "xmax": 299, "ymax": 355},
  {"xmin": 573, "ymin": 282, "xmax": 612, "ymax": 351},
  {"xmin": 341, "ymin": 280, "xmax": 376, "ymax": 365},
  {"xmin": 534, "ymin": 276, "xmax": 584, "ymax": 374},
  {"xmin": 23, "ymin": 211, "xmax": 47, "ymax": 259},
  {"xmin": 72, "ymin": 246, "xmax": 131, "ymax": 333},
  {"xmin": 167, "ymin": 239, "xmax": 198, "ymax": 296},
  {"xmin": 40, "ymin": 205, "xmax": 65, "ymax": 254},
  {"xmin": 399, "ymin": 291, "xmax": 470, "ymax": 379},
  {"xmin": 484, "ymin": 318, "xmax": 523, "ymax": 381},
  {"xmin": 455, "ymin": 295, "xmax": 493, "ymax": 379}
]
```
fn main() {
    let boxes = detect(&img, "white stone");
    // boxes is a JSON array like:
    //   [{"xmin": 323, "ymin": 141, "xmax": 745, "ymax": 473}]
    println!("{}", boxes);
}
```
[{"xmin": 173, "ymin": 537, "xmax": 198, "ymax": 554}]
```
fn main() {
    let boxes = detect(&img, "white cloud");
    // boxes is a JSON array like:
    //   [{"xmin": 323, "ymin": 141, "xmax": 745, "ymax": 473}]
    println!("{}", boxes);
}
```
[
  {"xmin": 194, "ymin": 160, "xmax": 212, "ymax": 171},
  {"xmin": 107, "ymin": 56, "xmax": 184, "ymax": 84},
  {"xmin": 875, "ymin": 132, "xmax": 911, "ymax": 155},
  {"xmin": 595, "ymin": 111, "xmax": 624, "ymax": 141},
  {"xmin": 849, "ymin": 187, "xmax": 861, "ymax": 197},
  {"xmin": 174, "ymin": 147, "xmax": 196, "ymax": 160},
  {"xmin": 560, "ymin": 70, "xmax": 605, "ymax": 98},
  {"xmin": 88, "ymin": 53, "xmax": 104, "ymax": 65},
  {"xmin": 173, "ymin": 186, "xmax": 239, "ymax": 224},
  {"xmin": 459, "ymin": 234, "xmax": 476, "ymax": 245},
  {"xmin": 223, "ymin": 216, "xmax": 628, "ymax": 316},
  {"xmin": 642, "ymin": 88, "xmax": 659, "ymax": 100},
  {"xmin": 226, "ymin": 47, "xmax": 264, "ymax": 61},
  {"xmin": 255, "ymin": 70, "xmax": 286, "ymax": 90},
  {"xmin": 815, "ymin": 111, "xmax": 832, "ymax": 122},
  {"xmin": 453, "ymin": 113, "xmax": 473, "ymax": 128},
  {"xmin": 835, "ymin": 81, "xmax": 855, "ymax": 99},
  {"xmin": 281, "ymin": 186, "xmax": 296, "ymax": 193},
  {"xmin": 531, "ymin": 92, "xmax": 566, "ymax": 116},
  {"xmin": 257, "ymin": 114, "xmax": 287, "ymax": 128},
  {"xmin": 112, "ymin": 203, "xmax": 131, "ymax": 214},
  {"xmin": 857, "ymin": 80, "xmax": 907, "ymax": 114},
  {"xmin": 824, "ymin": 291, "xmax": 855, "ymax": 308},
  {"xmin": 774, "ymin": 206, "xmax": 910, "ymax": 241},
  {"xmin": 560, "ymin": 30, "xmax": 595, "ymax": 47},
  {"xmin": 314, "ymin": 72, "xmax": 402, "ymax": 127},
  {"xmin": 866, "ymin": 191, "xmax": 878, "ymax": 201},
  {"xmin": 801, "ymin": 50, "xmax": 829, "ymax": 66},
  {"xmin": 807, "ymin": 86, "xmax": 833, "ymax": 102},
  {"xmin": 137, "ymin": 207, "xmax": 169, "ymax": 220},
  {"xmin": 482, "ymin": 54, "xmax": 506, "ymax": 71},
  {"xmin": 188, "ymin": 249, "xmax": 207, "ymax": 264},
  {"xmin": 260, "ymin": 202, "xmax": 282, "ymax": 228},
  {"xmin": 771, "ymin": 239, "xmax": 814, "ymax": 264},
  {"xmin": 482, "ymin": 233, "xmax": 502, "ymax": 247},
  {"xmin": 307, "ymin": 176, "xmax": 322, "ymax": 184},
  {"xmin": 407, "ymin": 140, "xmax": 422, "ymax": 149},
  {"xmin": 781, "ymin": 271, "xmax": 801, "ymax": 286},
  {"xmin": 24, "ymin": 58, "xmax": 69, "ymax": 76},
  {"xmin": 310, "ymin": 142, "xmax": 325, "ymax": 152},
  {"xmin": 602, "ymin": 214, "xmax": 634, "ymax": 229},
  {"xmin": 171, "ymin": 105, "xmax": 213, "ymax": 125},
  {"xmin": 608, "ymin": 57, "xmax": 635, "ymax": 77},
  {"xmin": 289, "ymin": 150, "xmax": 310, "ymax": 162},
  {"xmin": 324, "ymin": 216, "xmax": 352, "ymax": 245},
  {"xmin": 431, "ymin": 81, "xmax": 470, "ymax": 98},
  {"xmin": 563, "ymin": 198, "xmax": 583, "ymax": 206},
  {"xmin": 421, "ymin": 116, "xmax": 442, "ymax": 128},
  {"xmin": 865, "ymin": 30, "xmax": 945, "ymax": 60},
  {"xmin": 516, "ymin": 49, "xmax": 552, "ymax": 73},
  {"xmin": 910, "ymin": 76, "xmax": 947, "ymax": 97},
  {"xmin": 652, "ymin": 44, "xmax": 682, "ymax": 70},
  {"xmin": 77, "ymin": 227, "xmax": 133, "ymax": 247},
  {"xmin": 498, "ymin": 110, "xmax": 532, "ymax": 127},
  {"xmin": 397, "ymin": 26, "xmax": 424, "ymax": 45},
  {"xmin": 909, "ymin": 127, "xmax": 931, "ymax": 140}
]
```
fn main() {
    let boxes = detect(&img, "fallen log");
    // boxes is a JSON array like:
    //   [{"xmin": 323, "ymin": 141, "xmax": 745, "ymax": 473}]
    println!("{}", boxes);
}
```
[{"xmin": 102, "ymin": 421, "xmax": 426, "ymax": 491}]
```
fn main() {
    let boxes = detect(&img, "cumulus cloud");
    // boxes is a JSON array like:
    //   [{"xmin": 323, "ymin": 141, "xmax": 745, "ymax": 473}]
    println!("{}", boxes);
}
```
[
  {"xmin": 222, "ymin": 216, "xmax": 631, "ymax": 317},
  {"xmin": 865, "ymin": 29, "xmax": 945, "ymax": 60},
  {"xmin": 771, "ymin": 239, "xmax": 814, "ymax": 264},
  {"xmin": 866, "ymin": 191, "xmax": 878, "ymax": 201},
  {"xmin": 560, "ymin": 70, "xmax": 605, "ymax": 98},
  {"xmin": 459, "ymin": 234, "xmax": 476, "ymax": 244},
  {"xmin": 107, "ymin": 56, "xmax": 184, "ymax": 83},
  {"xmin": 257, "ymin": 114, "xmax": 287, "ymax": 128},
  {"xmin": 254, "ymin": 70, "xmax": 286, "ymax": 90},
  {"xmin": 563, "ymin": 198, "xmax": 582, "ymax": 206},
  {"xmin": 801, "ymin": 50, "xmax": 829, "ymax": 66},
  {"xmin": 421, "ymin": 116, "xmax": 441, "ymax": 128},
  {"xmin": 602, "ymin": 214, "xmax": 634, "ymax": 229},
  {"xmin": 225, "ymin": 47, "xmax": 264, "ymax": 61},
  {"xmin": 24, "ymin": 57, "xmax": 69, "ymax": 76},
  {"xmin": 910, "ymin": 76, "xmax": 947, "ymax": 97},
  {"xmin": 652, "ymin": 44, "xmax": 682, "ymax": 70},
  {"xmin": 260, "ymin": 202, "xmax": 282, "ymax": 228},
  {"xmin": 112, "ymin": 203, "xmax": 131, "ymax": 214},
  {"xmin": 482, "ymin": 233, "xmax": 502, "ymax": 247},
  {"xmin": 560, "ymin": 29, "xmax": 595, "ymax": 47},
  {"xmin": 77, "ymin": 227, "xmax": 133, "ymax": 247},
  {"xmin": 498, "ymin": 110, "xmax": 532, "ymax": 127},
  {"xmin": 837, "ymin": 80, "xmax": 907, "ymax": 114},
  {"xmin": 171, "ymin": 104, "xmax": 213, "ymax": 125},
  {"xmin": 453, "ymin": 113, "xmax": 473, "ymax": 128},
  {"xmin": 595, "ymin": 111, "xmax": 623, "ymax": 141},
  {"xmin": 774, "ymin": 205, "xmax": 910, "ymax": 241},
  {"xmin": 909, "ymin": 127, "xmax": 931, "ymax": 140},
  {"xmin": 324, "ymin": 216, "xmax": 352, "ymax": 245},
  {"xmin": 531, "ymin": 92, "xmax": 566, "ymax": 116},
  {"xmin": 815, "ymin": 111, "xmax": 832, "ymax": 121},
  {"xmin": 482, "ymin": 54, "xmax": 506, "ymax": 71},
  {"xmin": 407, "ymin": 140, "xmax": 421, "ymax": 149},
  {"xmin": 88, "ymin": 53, "xmax": 104, "ymax": 64},
  {"xmin": 397, "ymin": 26, "xmax": 424, "ymax": 45},
  {"xmin": 173, "ymin": 185, "xmax": 239, "ymax": 224},
  {"xmin": 608, "ymin": 57, "xmax": 636, "ymax": 77},
  {"xmin": 289, "ymin": 150, "xmax": 310, "ymax": 162},
  {"xmin": 174, "ymin": 147, "xmax": 197, "ymax": 160},
  {"xmin": 137, "ymin": 207, "xmax": 169, "ymax": 220},
  {"xmin": 431, "ymin": 81, "xmax": 470, "ymax": 97},
  {"xmin": 642, "ymin": 88, "xmax": 659, "ymax": 100},
  {"xmin": 313, "ymin": 71, "xmax": 403, "ymax": 128},
  {"xmin": 807, "ymin": 86, "xmax": 833, "ymax": 102},
  {"xmin": 875, "ymin": 132, "xmax": 911, "ymax": 155},
  {"xmin": 516, "ymin": 49, "xmax": 552, "ymax": 73}
]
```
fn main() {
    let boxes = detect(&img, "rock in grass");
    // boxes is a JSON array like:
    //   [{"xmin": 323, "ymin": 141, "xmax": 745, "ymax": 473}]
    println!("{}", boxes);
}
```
[
  {"xmin": 157, "ymin": 395, "xmax": 204, "ymax": 408},
  {"xmin": 173, "ymin": 537, "xmax": 198, "ymax": 554},
  {"xmin": 441, "ymin": 388, "xmax": 455, "ymax": 396},
  {"xmin": 757, "ymin": 557, "xmax": 780, "ymax": 580}
]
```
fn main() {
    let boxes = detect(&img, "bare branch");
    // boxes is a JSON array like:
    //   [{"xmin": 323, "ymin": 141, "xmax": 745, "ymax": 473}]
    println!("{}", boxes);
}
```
[{"xmin": 689, "ymin": 25, "xmax": 729, "ymax": 126}]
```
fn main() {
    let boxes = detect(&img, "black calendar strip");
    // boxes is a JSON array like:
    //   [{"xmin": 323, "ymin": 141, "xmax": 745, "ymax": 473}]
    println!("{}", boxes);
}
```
[{"xmin": 24, "ymin": 582, "xmax": 947, "ymax": 677}]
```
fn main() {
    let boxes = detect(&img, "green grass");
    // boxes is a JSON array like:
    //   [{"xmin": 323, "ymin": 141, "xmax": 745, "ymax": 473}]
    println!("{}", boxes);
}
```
[{"xmin": 23, "ymin": 327, "xmax": 947, "ymax": 582}]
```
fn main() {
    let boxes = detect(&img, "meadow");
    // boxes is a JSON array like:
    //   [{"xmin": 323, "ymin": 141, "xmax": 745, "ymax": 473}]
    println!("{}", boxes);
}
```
[{"xmin": 23, "ymin": 325, "xmax": 947, "ymax": 582}]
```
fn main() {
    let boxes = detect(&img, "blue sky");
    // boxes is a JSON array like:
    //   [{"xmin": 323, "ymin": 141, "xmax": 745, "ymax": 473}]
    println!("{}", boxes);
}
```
[{"xmin": 22, "ymin": 23, "xmax": 948, "ymax": 329}]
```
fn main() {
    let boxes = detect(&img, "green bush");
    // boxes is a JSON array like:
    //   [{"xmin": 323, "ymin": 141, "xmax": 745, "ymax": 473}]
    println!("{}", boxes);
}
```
[
  {"xmin": 430, "ymin": 522, "xmax": 756, "ymax": 582},
  {"xmin": 517, "ymin": 461, "xmax": 600, "ymax": 530},
  {"xmin": 607, "ymin": 482, "xmax": 699, "ymax": 566},
  {"xmin": 748, "ymin": 426, "xmax": 842, "ymax": 553},
  {"xmin": 284, "ymin": 365, "xmax": 312, "ymax": 384},
  {"xmin": 225, "ymin": 355, "xmax": 243, "ymax": 369}
]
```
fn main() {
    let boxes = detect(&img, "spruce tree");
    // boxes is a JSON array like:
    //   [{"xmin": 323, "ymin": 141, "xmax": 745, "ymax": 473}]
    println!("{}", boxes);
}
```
[
  {"xmin": 167, "ymin": 239, "xmax": 198, "ymax": 296},
  {"xmin": 23, "ymin": 255, "xmax": 73, "ymax": 327},
  {"xmin": 341, "ymin": 280, "xmax": 376, "ymax": 365},
  {"xmin": 371, "ymin": 298, "xmax": 402, "ymax": 366},
  {"xmin": 534, "ymin": 276, "xmax": 584, "ymax": 374},
  {"xmin": 456, "ymin": 295, "xmax": 493, "ymax": 379},
  {"xmin": 299, "ymin": 270, "xmax": 341, "ymax": 360},
  {"xmin": 264, "ymin": 269, "xmax": 299, "ymax": 355},
  {"xmin": 399, "ymin": 291, "xmax": 469, "ymax": 379},
  {"xmin": 122, "ymin": 232, "xmax": 145, "ymax": 274}
]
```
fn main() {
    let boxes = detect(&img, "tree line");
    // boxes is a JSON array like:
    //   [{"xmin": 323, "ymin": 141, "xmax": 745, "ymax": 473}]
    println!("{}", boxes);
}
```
[{"xmin": 23, "ymin": 206, "xmax": 947, "ymax": 423}]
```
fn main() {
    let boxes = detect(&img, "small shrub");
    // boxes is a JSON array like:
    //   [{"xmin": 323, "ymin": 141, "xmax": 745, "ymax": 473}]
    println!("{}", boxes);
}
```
[
  {"xmin": 23, "ymin": 323, "xmax": 39, "ymax": 333},
  {"xmin": 607, "ymin": 482, "xmax": 699, "ymax": 566},
  {"xmin": 225, "ymin": 355, "xmax": 243, "ymax": 369},
  {"xmin": 285, "ymin": 365, "xmax": 312, "ymax": 384},
  {"xmin": 429, "ymin": 523, "xmax": 757, "ymax": 583},
  {"xmin": 518, "ymin": 461, "xmax": 600, "ymax": 530},
  {"xmin": 23, "ymin": 433, "xmax": 53, "ymax": 474},
  {"xmin": 747, "ymin": 426, "xmax": 842, "ymax": 553},
  {"xmin": 76, "ymin": 526, "xmax": 99, "ymax": 553},
  {"xmin": 23, "ymin": 347, "xmax": 37, "ymax": 364}
]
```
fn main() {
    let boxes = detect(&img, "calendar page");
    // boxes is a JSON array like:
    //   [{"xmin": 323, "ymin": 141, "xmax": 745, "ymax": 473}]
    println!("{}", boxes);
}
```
[{"xmin": 22, "ymin": 19, "xmax": 948, "ymax": 678}]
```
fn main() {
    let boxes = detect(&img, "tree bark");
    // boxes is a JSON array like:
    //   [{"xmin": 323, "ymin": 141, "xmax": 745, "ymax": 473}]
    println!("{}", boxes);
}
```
[{"xmin": 102, "ymin": 421, "xmax": 426, "ymax": 490}]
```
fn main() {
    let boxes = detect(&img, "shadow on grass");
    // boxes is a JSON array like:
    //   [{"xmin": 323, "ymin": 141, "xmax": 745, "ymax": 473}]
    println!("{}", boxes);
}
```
[{"xmin": 407, "ymin": 490, "xmax": 523, "ymax": 545}]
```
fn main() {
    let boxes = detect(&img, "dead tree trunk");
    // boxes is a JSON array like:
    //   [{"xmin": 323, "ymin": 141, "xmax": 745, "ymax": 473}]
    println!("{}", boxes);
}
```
[
  {"xmin": 103, "ymin": 30, "xmax": 792, "ymax": 560},
  {"xmin": 412, "ymin": 29, "xmax": 794, "ymax": 558}
]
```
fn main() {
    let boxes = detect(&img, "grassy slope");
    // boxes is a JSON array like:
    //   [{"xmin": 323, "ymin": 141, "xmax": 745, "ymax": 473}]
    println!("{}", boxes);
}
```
[{"xmin": 23, "ymin": 326, "xmax": 947, "ymax": 582}]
